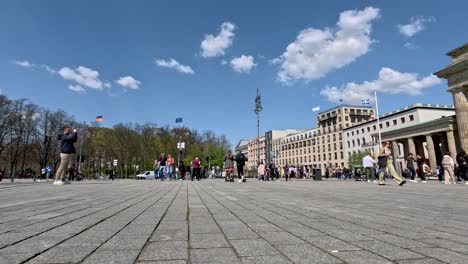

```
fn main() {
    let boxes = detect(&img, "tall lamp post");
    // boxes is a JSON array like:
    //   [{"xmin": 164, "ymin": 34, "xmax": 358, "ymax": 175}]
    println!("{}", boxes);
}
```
[{"xmin": 254, "ymin": 88, "xmax": 262, "ymax": 167}]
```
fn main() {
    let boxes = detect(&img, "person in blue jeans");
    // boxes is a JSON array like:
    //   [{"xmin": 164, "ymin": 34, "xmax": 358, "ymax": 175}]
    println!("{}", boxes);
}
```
[{"xmin": 155, "ymin": 153, "xmax": 167, "ymax": 180}]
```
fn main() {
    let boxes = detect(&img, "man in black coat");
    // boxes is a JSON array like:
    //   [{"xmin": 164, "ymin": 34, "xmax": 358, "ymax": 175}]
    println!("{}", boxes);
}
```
[
  {"xmin": 54, "ymin": 125, "xmax": 77, "ymax": 185},
  {"xmin": 235, "ymin": 151, "xmax": 247, "ymax": 182}
]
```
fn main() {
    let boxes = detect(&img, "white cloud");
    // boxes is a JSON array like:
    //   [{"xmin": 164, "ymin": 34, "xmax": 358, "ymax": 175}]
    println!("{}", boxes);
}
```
[
  {"xmin": 40, "ymin": 64, "xmax": 56, "ymax": 74},
  {"xmin": 230, "ymin": 55, "xmax": 257, "ymax": 73},
  {"xmin": 404, "ymin": 42, "xmax": 418, "ymax": 50},
  {"xmin": 68, "ymin": 84, "xmax": 86, "ymax": 93},
  {"xmin": 275, "ymin": 6, "xmax": 380, "ymax": 83},
  {"xmin": 14, "ymin": 60, "xmax": 34, "ymax": 68},
  {"xmin": 155, "ymin": 59, "xmax": 195, "ymax": 74},
  {"xmin": 116, "ymin": 76, "xmax": 141, "ymax": 90},
  {"xmin": 58, "ymin": 66, "xmax": 104, "ymax": 90},
  {"xmin": 200, "ymin": 22, "xmax": 236, "ymax": 58},
  {"xmin": 320, "ymin": 67, "xmax": 441, "ymax": 104},
  {"xmin": 398, "ymin": 16, "xmax": 435, "ymax": 37}
]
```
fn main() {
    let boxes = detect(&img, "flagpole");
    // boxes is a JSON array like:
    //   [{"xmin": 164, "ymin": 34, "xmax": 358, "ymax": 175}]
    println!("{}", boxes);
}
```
[{"xmin": 374, "ymin": 91, "xmax": 382, "ymax": 147}]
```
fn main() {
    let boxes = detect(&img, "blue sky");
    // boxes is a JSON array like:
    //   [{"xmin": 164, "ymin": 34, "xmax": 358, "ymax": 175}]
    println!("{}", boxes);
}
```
[{"xmin": 1, "ymin": 0, "xmax": 466, "ymax": 147}]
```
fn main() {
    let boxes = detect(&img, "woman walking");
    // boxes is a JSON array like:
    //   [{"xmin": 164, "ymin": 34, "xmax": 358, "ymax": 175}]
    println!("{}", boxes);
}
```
[
  {"xmin": 258, "ymin": 161, "xmax": 266, "ymax": 181},
  {"xmin": 377, "ymin": 141, "xmax": 406, "ymax": 186},
  {"xmin": 442, "ymin": 152, "xmax": 456, "ymax": 184},
  {"xmin": 223, "ymin": 150, "xmax": 234, "ymax": 182}
]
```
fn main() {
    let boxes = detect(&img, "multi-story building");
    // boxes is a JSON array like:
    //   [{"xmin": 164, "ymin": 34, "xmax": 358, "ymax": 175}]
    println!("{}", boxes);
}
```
[
  {"xmin": 344, "ymin": 103, "xmax": 455, "ymax": 161},
  {"xmin": 246, "ymin": 136, "xmax": 265, "ymax": 170},
  {"xmin": 313, "ymin": 105, "xmax": 375, "ymax": 171},
  {"xmin": 265, "ymin": 129, "xmax": 305, "ymax": 164},
  {"xmin": 272, "ymin": 129, "xmax": 316, "ymax": 170}
]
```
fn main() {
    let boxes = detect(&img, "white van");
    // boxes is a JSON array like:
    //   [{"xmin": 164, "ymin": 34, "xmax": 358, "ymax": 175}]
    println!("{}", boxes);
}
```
[{"xmin": 135, "ymin": 171, "xmax": 156, "ymax": 180}]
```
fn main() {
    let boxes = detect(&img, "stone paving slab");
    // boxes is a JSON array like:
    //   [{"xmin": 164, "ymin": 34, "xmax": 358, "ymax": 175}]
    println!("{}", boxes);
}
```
[{"xmin": 0, "ymin": 179, "xmax": 467, "ymax": 263}]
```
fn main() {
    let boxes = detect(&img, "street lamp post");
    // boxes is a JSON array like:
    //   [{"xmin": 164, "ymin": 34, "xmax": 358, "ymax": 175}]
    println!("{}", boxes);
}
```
[{"xmin": 254, "ymin": 88, "xmax": 262, "ymax": 168}]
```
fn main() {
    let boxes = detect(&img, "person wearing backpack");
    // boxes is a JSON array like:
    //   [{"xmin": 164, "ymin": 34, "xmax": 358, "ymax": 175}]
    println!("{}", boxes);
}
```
[{"xmin": 235, "ymin": 151, "xmax": 247, "ymax": 182}]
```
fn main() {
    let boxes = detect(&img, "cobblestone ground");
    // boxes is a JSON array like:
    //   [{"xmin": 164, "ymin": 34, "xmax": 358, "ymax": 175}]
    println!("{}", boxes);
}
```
[{"xmin": 0, "ymin": 179, "xmax": 467, "ymax": 264}]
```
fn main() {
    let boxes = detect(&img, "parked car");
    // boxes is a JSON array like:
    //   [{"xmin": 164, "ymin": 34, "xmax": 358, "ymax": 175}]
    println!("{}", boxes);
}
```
[{"xmin": 135, "ymin": 171, "xmax": 156, "ymax": 180}]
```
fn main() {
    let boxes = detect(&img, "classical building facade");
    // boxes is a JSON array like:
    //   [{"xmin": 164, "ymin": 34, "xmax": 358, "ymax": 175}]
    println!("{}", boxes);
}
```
[
  {"xmin": 265, "ymin": 129, "xmax": 305, "ymax": 164},
  {"xmin": 344, "ymin": 104, "xmax": 455, "ymax": 164},
  {"xmin": 271, "ymin": 129, "xmax": 316, "ymax": 170},
  {"xmin": 435, "ymin": 43, "xmax": 468, "ymax": 151}
]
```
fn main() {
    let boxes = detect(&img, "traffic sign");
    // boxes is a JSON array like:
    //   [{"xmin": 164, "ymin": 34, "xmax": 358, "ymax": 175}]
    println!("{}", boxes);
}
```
[{"xmin": 113, "ymin": 159, "xmax": 118, "ymax": 166}]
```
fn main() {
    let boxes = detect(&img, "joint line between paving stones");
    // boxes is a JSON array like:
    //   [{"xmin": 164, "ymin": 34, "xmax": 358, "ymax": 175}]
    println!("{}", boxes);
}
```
[
  {"xmin": 0, "ymin": 187, "xmax": 145, "ymax": 233},
  {"xmin": 192, "ymin": 182, "xmax": 301, "ymax": 263},
  {"xmin": 17, "ymin": 183, "xmax": 173, "ymax": 264},
  {"xmin": 133, "ymin": 182, "xmax": 185, "ymax": 264},
  {"xmin": 212, "ymin": 183, "xmax": 440, "ymax": 264},
  {"xmin": 187, "ymin": 181, "xmax": 192, "ymax": 264}
]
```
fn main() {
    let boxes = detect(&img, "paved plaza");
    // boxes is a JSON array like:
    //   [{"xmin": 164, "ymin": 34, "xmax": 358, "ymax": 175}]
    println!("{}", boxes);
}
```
[{"xmin": 0, "ymin": 179, "xmax": 468, "ymax": 264}]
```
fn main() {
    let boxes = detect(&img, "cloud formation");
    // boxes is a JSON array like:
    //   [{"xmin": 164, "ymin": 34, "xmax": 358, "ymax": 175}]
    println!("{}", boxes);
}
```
[
  {"xmin": 230, "ymin": 55, "xmax": 256, "ymax": 73},
  {"xmin": 14, "ymin": 60, "xmax": 33, "ymax": 68},
  {"xmin": 320, "ymin": 67, "xmax": 441, "ymax": 104},
  {"xmin": 275, "ymin": 7, "xmax": 380, "ymax": 83},
  {"xmin": 68, "ymin": 84, "xmax": 86, "ymax": 93},
  {"xmin": 59, "ymin": 66, "xmax": 105, "ymax": 90},
  {"xmin": 13, "ymin": 60, "xmax": 57, "ymax": 74},
  {"xmin": 116, "ymin": 76, "xmax": 141, "ymax": 90},
  {"xmin": 155, "ymin": 59, "xmax": 195, "ymax": 74},
  {"xmin": 200, "ymin": 22, "xmax": 236, "ymax": 58},
  {"xmin": 398, "ymin": 16, "xmax": 435, "ymax": 37}
]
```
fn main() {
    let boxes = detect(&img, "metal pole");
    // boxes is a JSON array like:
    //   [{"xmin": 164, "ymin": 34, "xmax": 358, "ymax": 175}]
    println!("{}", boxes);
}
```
[
  {"xmin": 257, "ymin": 112, "xmax": 260, "ymax": 165},
  {"xmin": 374, "ymin": 91, "xmax": 382, "ymax": 147},
  {"xmin": 78, "ymin": 121, "xmax": 85, "ymax": 173}
]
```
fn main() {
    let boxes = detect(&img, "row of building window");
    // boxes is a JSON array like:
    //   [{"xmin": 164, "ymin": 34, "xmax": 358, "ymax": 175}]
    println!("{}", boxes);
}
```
[
  {"xmin": 346, "ymin": 115, "xmax": 415, "ymax": 137},
  {"xmin": 275, "ymin": 151, "xmax": 344, "ymax": 165}
]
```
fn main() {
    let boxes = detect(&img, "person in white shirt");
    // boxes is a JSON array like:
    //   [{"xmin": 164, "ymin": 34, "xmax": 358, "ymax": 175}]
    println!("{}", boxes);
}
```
[
  {"xmin": 442, "ymin": 152, "xmax": 456, "ymax": 184},
  {"xmin": 362, "ymin": 152, "xmax": 376, "ymax": 182}
]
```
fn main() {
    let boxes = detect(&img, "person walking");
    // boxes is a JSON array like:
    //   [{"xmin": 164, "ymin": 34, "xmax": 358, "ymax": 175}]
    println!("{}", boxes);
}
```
[
  {"xmin": 268, "ymin": 160, "xmax": 277, "ymax": 181},
  {"xmin": 235, "ymin": 151, "xmax": 247, "ymax": 182},
  {"xmin": 166, "ymin": 154, "xmax": 174, "ymax": 180},
  {"xmin": 283, "ymin": 165, "xmax": 289, "ymax": 181},
  {"xmin": 156, "ymin": 153, "xmax": 167, "ymax": 180},
  {"xmin": 442, "ymin": 152, "xmax": 456, "ymax": 184},
  {"xmin": 415, "ymin": 155, "xmax": 427, "ymax": 183},
  {"xmin": 362, "ymin": 152, "xmax": 376, "ymax": 182},
  {"xmin": 191, "ymin": 157, "xmax": 201, "ymax": 181},
  {"xmin": 456, "ymin": 149, "xmax": 467, "ymax": 183},
  {"xmin": 0, "ymin": 169, "xmax": 4, "ymax": 182},
  {"xmin": 377, "ymin": 141, "xmax": 406, "ymax": 186},
  {"xmin": 405, "ymin": 153, "xmax": 418, "ymax": 182},
  {"xmin": 223, "ymin": 150, "xmax": 234, "ymax": 182},
  {"xmin": 54, "ymin": 125, "xmax": 78, "ymax": 185},
  {"xmin": 258, "ymin": 161, "xmax": 266, "ymax": 181}
]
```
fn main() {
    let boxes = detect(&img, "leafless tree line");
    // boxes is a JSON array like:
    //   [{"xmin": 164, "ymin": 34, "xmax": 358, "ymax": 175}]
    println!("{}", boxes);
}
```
[{"xmin": 0, "ymin": 94, "xmax": 231, "ymax": 181}]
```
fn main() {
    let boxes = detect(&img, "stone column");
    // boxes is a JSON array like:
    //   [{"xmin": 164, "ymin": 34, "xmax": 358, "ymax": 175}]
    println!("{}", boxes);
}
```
[
  {"xmin": 426, "ymin": 135, "xmax": 437, "ymax": 172},
  {"xmin": 392, "ymin": 141, "xmax": 402, "ymax": 176},
  {"xmin": 452, "ymin": 88, "xmax": 468, "ymax": 151},
  {"xmin": 447, "ymin": 130, "xmax": 458, "ymax": 162},
  {"xmin": 407, "ymin": 137, "xmax": 417, "ymax": 168}
]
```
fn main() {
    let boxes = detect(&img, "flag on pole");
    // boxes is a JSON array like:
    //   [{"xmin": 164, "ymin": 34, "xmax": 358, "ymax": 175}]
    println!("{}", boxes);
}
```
[
  {"xmin": 312, "ymin": 106, "xmax": 320, "ymax": 112},
  {"xmin": 361, "ymin": 99, "xmax": 370, "ymax": 105},
  {"xmin": 175, "ymin": 117, "xmax": 183, "ymax": 123},
  {"xmin": 96, "ymin": 116, "xmax": 103, "ymax": 122}
]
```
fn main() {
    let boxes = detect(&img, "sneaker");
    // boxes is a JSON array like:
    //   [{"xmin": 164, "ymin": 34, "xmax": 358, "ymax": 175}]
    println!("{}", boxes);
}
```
[
  {"xmin": 409, "ymin": 180, "xmax": 417, "ymax": 183},
  {"xmin": 367, "ymin": 180, "xmax": 371, "ymax": 182},
  {"xmin": 238, "ymin": 179, "xmax": 242, "ymax": 182},
  {"xmin": 373, "ymin": 180, "xmax": 377, "ymax": 183},
  {"xmin": 465, "ymin": 182, "xmax": 468, "ymax": 185},
  {"xmin": 421, "ymin": 181, "xmax": 427, "ymax": 183},
  {"xmin": 399, "ymin": 180, "xmax": 407, "ymax": 186},
  {"xmin": 55, "ymin": 181, "xmax": 64, "ymax": 185}
]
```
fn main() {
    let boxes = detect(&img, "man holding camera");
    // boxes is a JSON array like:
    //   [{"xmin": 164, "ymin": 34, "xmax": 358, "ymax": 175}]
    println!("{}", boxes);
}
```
[{"xmin": 54, "ymin": 125, "xmax": 78, "ymax": 185}]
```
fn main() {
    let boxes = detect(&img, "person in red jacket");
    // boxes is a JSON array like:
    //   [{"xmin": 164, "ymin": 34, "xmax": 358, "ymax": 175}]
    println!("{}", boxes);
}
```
[{"xmin": 191, "ymin": 157, "xmax": 202, "ymax": 181}]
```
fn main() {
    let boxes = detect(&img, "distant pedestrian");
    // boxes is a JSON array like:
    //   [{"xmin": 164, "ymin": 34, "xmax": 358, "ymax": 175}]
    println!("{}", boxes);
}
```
[
  {"xmin": 54, "ymin": 125, "xmax": 78, "ymax": 185},
  {"xmin": 191, "ymin": 157, "xmax": 201, "ymax": 181},
  {"xmin": 362, "ymin": 152, "xmax": 376, "ymax": 182},
  {"xmin": 377, "ymin": 141, "xmax": 406, "ymax": 186},
  {"xmin": 235, "ymin": 151, "xmax": 247, "ymax": 182},
  {"xmin": 0, "ymin": 169, "xmax": 4, "ymax": 182},
  {"xmin": 325, "ymin": 167, "xmax": 330, "ymax": 179},
  {"xmin": 406, "ymin": 153, "xmax": 418, "ymax": 182},
  {"xmin": 456, "ymin": 149, "xmax": 467, "ymax": 183},
  {"xmin": 224, "ymin": 150, "xmax": 234, "ymax": 182},
  {"xmin": 156, "ymin": 153, "xmax": 167, "ymax": 180},
  {"xmin": 415, "ymin": 155, "xmax": 427, "ymax": 183},
  {"xmin": 166, "ymin": 154, "xmax": 174, "ymax": 180},
  {"xmin": 442, "ymin": 152, "xmax": 456, "ymax": 184},
  {"xmin": 288, "ymin": 164, "xmax": 295, "ymax": 180},
  {"xmin": 283, "ymin": 165, "xmax": 289, "ymax": 181},
  {"xmin": 258, "ymin": 161, "xmax": 266, "ymax": 181},
  {"xmin": 269, "ymin": 160, "xmax": 277, "ymax": 181}
]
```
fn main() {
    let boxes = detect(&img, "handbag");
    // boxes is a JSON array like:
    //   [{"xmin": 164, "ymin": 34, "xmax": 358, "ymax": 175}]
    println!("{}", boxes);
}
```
[{"xmin": 377, "ymin": 156, "xmax": 388, "ymax": 167}]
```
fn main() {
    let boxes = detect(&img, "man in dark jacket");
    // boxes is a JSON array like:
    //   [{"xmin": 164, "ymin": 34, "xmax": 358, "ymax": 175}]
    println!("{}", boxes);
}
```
[
  {"xmin": 54, "ymin": 125, "xmax": 77, "ymax": 185},
  {"xmin": 456, "ymin": 149, "xmax": 467, "ymax": 182}
]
